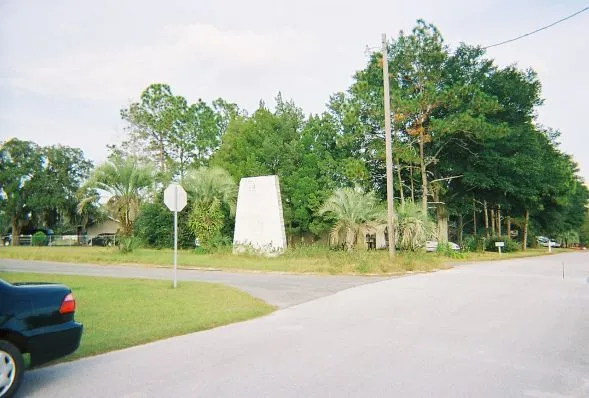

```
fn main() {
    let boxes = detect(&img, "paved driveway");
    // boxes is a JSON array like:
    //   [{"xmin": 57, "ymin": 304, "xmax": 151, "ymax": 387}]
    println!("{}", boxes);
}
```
[
  {"xmin": 0, "ymin": 259, "xmax": 389, "ymax": 308},
  {"xmin": 11, "ymin": 252, "xmax": 589, "ymax": 397}
]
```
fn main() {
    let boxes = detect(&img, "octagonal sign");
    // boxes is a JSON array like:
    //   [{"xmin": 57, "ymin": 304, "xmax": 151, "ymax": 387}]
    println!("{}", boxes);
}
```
[{"xmin": 164, "ymin": 183, "xmax": 187, "ymax": 212}]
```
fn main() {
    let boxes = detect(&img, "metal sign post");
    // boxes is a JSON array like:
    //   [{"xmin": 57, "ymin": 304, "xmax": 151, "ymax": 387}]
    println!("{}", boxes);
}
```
[
  {"xmin": 173, "ymin": 208, "xmax": 178, "ymax": 287},
  {"xmin": 164, "ymin": 183, "xmax": 187, "ymax": 288}
]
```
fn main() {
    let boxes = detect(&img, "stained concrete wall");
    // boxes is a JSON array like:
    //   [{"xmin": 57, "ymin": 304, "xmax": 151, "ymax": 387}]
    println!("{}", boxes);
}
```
[{"xmin": 233, "ymin": 175, "xmax": 287, "ymax": 255}]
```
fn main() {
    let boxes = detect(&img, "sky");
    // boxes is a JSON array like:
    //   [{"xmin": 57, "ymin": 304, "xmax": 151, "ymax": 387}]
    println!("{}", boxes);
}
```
[{"xmin": 1, "ymin": 0, "xmax": 588, "ymax": 182}]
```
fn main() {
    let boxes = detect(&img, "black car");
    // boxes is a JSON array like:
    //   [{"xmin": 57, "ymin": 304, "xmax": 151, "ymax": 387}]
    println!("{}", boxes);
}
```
[
  {"xmin": 2, "ymin": 228, "xmax": 54, "ymax": 246},
  {"xmin": 88, "ymin": 233, "xmax": 116, "ymax": 247},
  {"xmin": 0, "ymin": 279, "xmax": 83, "ymax": 397}
]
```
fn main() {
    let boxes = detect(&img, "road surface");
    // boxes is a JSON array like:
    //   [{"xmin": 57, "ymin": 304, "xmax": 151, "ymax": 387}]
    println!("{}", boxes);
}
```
[
  {"xmin": 9, "ymin": 252, "xmax": 589, "ymax": 397},
  {"xmin": 0, "ymin": 259, "xmax": 388, "ymax": 308}
]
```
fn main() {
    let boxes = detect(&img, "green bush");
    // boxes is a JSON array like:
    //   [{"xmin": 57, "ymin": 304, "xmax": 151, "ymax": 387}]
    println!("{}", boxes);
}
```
[
  {"xmin": 463, "ymin": 235, "xmax": 484, "ymax": 252},
  {"xmin": 485, "ymin": 235, "xmax": 520, "ymax": 252},
  {"xmin": 134, "ymin": 202, "xmax": 195, "ymax": 249},
  {"xmin": 436, "ymin": 243, "xmax": 467, "ymax": 259},
  {"xmin": 188, "ymin": 199, "xmax": 225, "ymax": 250},
  {"xmin": 32, "ymin": 231, "xmax": 48, "ymax": 246},
  {"xmin": 118, "ymin": 235, "xmax": 140, "ymax": 253}
]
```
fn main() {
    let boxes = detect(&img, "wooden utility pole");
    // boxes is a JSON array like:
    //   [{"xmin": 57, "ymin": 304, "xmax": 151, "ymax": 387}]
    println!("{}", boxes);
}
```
[{"xmin": 382, "ymin": 33, "xmax": 396, "ymax": 258}]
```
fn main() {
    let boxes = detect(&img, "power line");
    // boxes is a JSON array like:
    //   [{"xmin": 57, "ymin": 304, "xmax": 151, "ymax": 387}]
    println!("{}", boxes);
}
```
[{"xmin": 483, "ymin": 6, "xmax": 589, "ymax": 49}]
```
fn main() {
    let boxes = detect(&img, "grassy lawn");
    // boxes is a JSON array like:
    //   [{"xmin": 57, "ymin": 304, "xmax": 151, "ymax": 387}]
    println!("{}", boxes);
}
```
[
  {"xmin": 0, "ymin": 245, "xmax": 570, "ymax": 275},
  {"xmin": 451, "ymin": 247, "xmax": 571, "ymax": 262},
  {"xmin": 0, "ymin": 272, "xmax": 274, "ymax": 363},
  {"xmin": 0, "ymin": 246, "xmax": 448, "ymax": 274}
]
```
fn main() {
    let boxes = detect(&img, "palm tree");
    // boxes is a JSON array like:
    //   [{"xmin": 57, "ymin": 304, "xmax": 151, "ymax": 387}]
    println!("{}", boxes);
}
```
[
  {"xmin": 557, "ymin": 230, "xmax": 579, "ymax": 248},
  {"xmin": 183, "ymin": 167, "xmax": 237, "ymax": 214},
  {"xmin": 182, "ymin": 167, "xmax": 237, "ymax": 247},
  {"xmin": 396, "ymin": 202, "xmax": 436, "ymax": 251},
  {"xmin": 84, "ymin": 156, "xmax": 155, "ymax": 235},
  {"xmin": 318, "ymin": 187, "xmax": 386, "ymax": 250}
]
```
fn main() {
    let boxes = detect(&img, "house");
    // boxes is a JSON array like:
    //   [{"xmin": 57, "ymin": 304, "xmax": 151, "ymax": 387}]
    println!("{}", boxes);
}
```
[{"xmin": 86, "ymin": 217, "xmax": 119, "ymax": 239}]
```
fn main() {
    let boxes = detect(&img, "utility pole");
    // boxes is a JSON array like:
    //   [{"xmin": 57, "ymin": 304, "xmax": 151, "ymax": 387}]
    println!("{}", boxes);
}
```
[{"xmin": 382, "ymin": 33, "xmax": 396, "ymax": 258}]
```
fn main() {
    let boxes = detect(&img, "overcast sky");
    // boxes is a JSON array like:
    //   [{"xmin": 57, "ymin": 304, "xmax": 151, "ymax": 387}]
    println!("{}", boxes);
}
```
[{"xmin": 1, "ymin": 0, "xmax": 588, "ymax": 182}]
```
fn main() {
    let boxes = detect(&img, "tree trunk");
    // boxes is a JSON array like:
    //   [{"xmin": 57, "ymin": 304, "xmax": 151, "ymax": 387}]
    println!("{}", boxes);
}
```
[
  {"xmin": 10, "ymin": 217, "xmax": 21, "ymax": 246},
  {"xmin": 419, "ymin": 132, "xmax": 427, "ymax": 213},
  {"xmin": 483, "ymin": 201, "xmax": 489, "ymax": 238},
  {"xmin": 490, "ymin": 207, "xmax": 496, "ymax": 237},
  {"xmin": 457, "ymin": 214, "xmax": 464, "ymax": 246},
  {"xmin": 396, "ymin": 164, "xmax": 405, "ymax": 205},
  {"xmin": 497, "ymin": 206, "xmax": 502, "ymax": 236},
  {"xmin": 437, "ymin": 206, "xmax": 449, "ymax": 244},
  {"xmin": 159, "ymin": 138, "xmax": 166, "ymax": 173},
  {"xmin": 522, "ymin": 210, "xmax": 529, "ymax": 251},
  {"xmin": 507, "ymin": 216, "xmax": 511, "ymax": 239},
  {"xmin": 410, "ymin": 166, "xmax": 415, "ymax": 203},
  {"xmin": 473, "ymin": 198, "xmax": 477, "ymax": 236},
  {"xmin": 432, "ymin": 187, "xmax": 448, "ymax": 243}
]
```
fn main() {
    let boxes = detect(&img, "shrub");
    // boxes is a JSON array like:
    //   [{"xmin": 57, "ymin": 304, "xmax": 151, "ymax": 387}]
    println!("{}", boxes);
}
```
[
  {"xmin": 462, "ymin": 235, "xmax": 483, "ymax": 252},
  {"xmin": 396, "ymin": 202, "xmax": 436, "ymax": 251},
  {"xmin": 32, "ymin": 231, "xmax": 48, "ymax": 246},
  {"xmin": 118, "ymin": 235, "xmax": 140, "ymax": 253},
  {"xmin": 188, "ymin": 198, "xmax": 225, "ymax": 250},
  {"xmin": 557, "ymin": 230, "xmax": 579, "ymax": 248},
  {"xmin": 436, "ymin": 242, "xmax": 467, "ymax": 259},
  {"xmin": 134, "ymin": 202, "xmax": 195, "ymax": 249},
  {"xmin": 485, "ymin": 235, "xmax": 520, "ymax": 252}
]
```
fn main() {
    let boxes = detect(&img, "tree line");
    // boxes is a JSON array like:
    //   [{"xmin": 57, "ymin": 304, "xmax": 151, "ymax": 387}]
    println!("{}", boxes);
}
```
[{"xmin": 1, "ymin": 21, "xmax": 588, "ymax": 250}]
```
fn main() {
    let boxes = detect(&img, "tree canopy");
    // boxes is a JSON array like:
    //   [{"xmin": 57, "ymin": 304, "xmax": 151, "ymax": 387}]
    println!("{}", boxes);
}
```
[{"xmin": 3, "ymin": 21, "xmax": 587, "ymax": 250}]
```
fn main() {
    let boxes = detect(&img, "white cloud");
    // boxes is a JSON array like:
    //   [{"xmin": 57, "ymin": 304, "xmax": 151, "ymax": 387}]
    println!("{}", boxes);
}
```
[{"xmin": 4, "ymin": 23, "xmax": 317, "ymax": 103}]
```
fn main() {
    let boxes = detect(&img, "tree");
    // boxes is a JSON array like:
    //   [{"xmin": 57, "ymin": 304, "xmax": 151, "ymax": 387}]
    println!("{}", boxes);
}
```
[
  {"xmin": 33, "ymin": 145, "xmax": 93, "ymax": 232},
  {"xmin": 330, "ymin": 22, "xmax": 507, "ymax": 244},
  {"xmin": 183, "ymin": 167, "xmax": 237, "ymax": 214},
  {"xmin": 0, "ymin": 139, "xmax": 44, "ymax": 245},
  {"xmin": 213, "ymin": 96, "xmax": 352, "ymax": 239},
  {"xmin": 120, "ymin": 84, "xmax": 178, "ymax": 173},
  {"xmin": 188, "ymin": 199, "xmax": 225, "ymax": 249},
  {"xmin": 1, "ymin": 139, "xmax": 95, "ymax": 243},
  {"xmin": 120, "ymin": 84, "xmax": 239, "ymax": 179},
  {"xmin": 85, "ymin": 156, "xmax": 155, "ymax": 236},
  {"xmin": 580, "ymin": 205, "xmax": 589, "ymax": 246},
  {"xmin": 396, "ymin": 202, "xmax": 436, "ymax": 251},
  {"xmin": 211, "ymin": 96, "xmax": 303, "ymax": 235},
  {"xmin": 183, "ymin": 166, "xmax": 237, "ymax": 247},
  {"xmin": 318, "ymin": 187, "xmax": 386, "ymax": 250},
  {"xmin": 134, "ymin": 200, "xmax": 195, "ymax": 249},
  {"xmin": 286, "ymin": 113, "xmax": 347, "ymax": 236}
]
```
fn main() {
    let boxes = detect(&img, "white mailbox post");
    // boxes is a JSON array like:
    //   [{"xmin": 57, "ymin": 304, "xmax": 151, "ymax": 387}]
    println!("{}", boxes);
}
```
[
  {"xmin": 495, "ymin": 241, "xmax": 505, "ymax": 255},
  {"xmin": 164, "ymin": 183, "xmax": 187, "ymax": 288}
]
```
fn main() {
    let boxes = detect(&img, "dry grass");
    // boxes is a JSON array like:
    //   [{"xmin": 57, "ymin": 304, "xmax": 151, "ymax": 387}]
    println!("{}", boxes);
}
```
[{"xmin": 1, "ymin": 245, "xmax": 568, "ymax": 275}]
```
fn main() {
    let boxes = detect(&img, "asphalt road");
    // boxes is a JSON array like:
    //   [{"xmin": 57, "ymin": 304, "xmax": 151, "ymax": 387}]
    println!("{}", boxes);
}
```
[
  {"xmin": 10, "ymin": 252, "xmax": 589, "ymax": 397},
  {"xmin": 0, "ymin": 259, "xmax": 388, "ymax": 308}
]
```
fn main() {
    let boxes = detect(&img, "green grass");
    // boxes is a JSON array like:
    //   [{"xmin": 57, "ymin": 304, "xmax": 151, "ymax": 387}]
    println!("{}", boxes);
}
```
[
  {"xmin": 0, "ymin": 245, "xmax": 447, "ymax": 274},
  {"xmin": 0, "ymin": 245, "xmax": 569, "ymax": 275},
  {"xmin": 453, "ymin": 247, "xmax": 570, "ymax": 262},
  {"xmin": 0, "ymin": 272, "xmax": 274, "ymax": 363}
]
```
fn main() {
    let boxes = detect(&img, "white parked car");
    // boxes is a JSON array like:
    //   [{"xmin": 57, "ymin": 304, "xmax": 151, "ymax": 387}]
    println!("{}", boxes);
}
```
[
  {"xmin": 536, "ymin": 236, "xmax": 561, "ymax": 248},
  {"xmin": 425, "ymin": 241, "xmax": 460, "ymax": 252}
]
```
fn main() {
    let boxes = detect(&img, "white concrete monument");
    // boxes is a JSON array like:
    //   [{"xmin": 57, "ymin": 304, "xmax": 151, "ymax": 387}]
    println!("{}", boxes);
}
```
[{"xmin": 233, "ymin": 175, "xmax": 287, "ymax": 255}]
